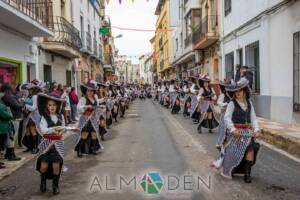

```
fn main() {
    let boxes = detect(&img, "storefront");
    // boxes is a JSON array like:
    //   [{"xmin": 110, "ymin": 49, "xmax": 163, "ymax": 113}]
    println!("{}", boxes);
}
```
[{"xmin": 0, "ymin": 58, "xmax": 22, "ymax": 89}]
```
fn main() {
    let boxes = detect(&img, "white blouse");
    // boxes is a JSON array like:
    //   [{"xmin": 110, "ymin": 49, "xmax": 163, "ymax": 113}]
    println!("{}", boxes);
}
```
[
  {"xmin": 217, "ymin": 93, "xmax": 228, "ymax": 109},
  {"xmin": 40, "ymin": 114, "xmax": 65, "ymax": 135},
  {"xmin": 77, "ymin": 97, "xmax": 97, "ymax": 114},
  {"xmin": 224, "ymin": 100, "xmax": 260, "ymax": 133}
]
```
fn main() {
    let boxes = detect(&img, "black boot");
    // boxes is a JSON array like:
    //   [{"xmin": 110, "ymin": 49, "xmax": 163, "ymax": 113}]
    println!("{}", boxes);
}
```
[
  {"xmin": 77, "ymin": 139, "xmax": 83, "ymax": 158},
  {"xmin": 40, "ymin": 173, "xmax": 47, "ymax": 193},
  {"xmin": 22, "ymin": 135, "xmax": 31, "ymax": 152},
  {"xmin": 244, "ymin": 161, "xmax": 253, "ymax": 183},
  {"xmin": 208, "ymin": 119, "xmax": 213, "ymax": 134},
  {"xmin": 197, "ymin": 125, "xmax": 202, "ymax": 134},
  {"xmin": 90, "ymin": 140, "xmax": 97, "ymax": 155},
  {"xmin": 7, "ymin": 148, "xmax": 21, "ymax": 161},
  {"xmin": 31, "ymin": 135, "xmax": 38, "ymax": 154},
  {"xmin": 52, "ymin": 174, "xmax": 60, "ymax": 195}
]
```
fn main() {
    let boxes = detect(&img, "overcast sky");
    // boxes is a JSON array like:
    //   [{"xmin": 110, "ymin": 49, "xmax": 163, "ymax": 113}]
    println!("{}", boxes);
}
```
[{"xmin": 106, "ymin": 0, "xmax": 158, "ymax": 63}]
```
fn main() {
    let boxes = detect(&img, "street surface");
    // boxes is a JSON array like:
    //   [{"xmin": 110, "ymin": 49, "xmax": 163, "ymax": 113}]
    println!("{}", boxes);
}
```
[{"xmin": 0, "ymin": 99, "xmax": 299, "ymax": 200}]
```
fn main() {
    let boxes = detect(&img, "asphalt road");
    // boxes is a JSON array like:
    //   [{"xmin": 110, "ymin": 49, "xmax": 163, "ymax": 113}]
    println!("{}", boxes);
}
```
[{"xmin": 0, "ymin": 99, "xmax": 299, "ymax": 200}]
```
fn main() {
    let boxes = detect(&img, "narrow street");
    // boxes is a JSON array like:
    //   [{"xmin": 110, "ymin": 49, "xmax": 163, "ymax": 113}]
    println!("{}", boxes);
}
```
[{"xmin": 0, "ymin": 99, "xmax": 299, "ymax": 200}]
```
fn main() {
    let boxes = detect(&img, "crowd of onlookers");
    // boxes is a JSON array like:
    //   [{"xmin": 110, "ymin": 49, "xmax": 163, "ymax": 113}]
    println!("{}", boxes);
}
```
[{"xmin": 0, "ymin": 81, "xmax": 79, "ymax": 169}]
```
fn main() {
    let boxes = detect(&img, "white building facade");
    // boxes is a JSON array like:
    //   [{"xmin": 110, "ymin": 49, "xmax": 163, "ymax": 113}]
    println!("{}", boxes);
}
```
[
  {"xmin": 220, "ymin": 0, "xmax": 300, "ymax": 123},
  {"xmin": 0, "ymin": 0, "xmax": 53, "ymax": 87}
]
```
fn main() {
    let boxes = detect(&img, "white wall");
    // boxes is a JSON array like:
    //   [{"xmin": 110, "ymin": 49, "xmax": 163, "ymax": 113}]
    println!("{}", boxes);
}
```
[
  {"xmin": 221, "ymin": 0, "xmax": 300, "ymax": 123},
  {"xmin": 223, "ymin": 0, "xmax": 284, "ymax": 36},
  {"xmin": 72, "ymin": 0, "xmax": 103, "ymax": 49},
  {"xmin": 38, "ymin": 51, "xmax": 72, "ymax": 85},
  {"xmin": 0, "ymin": 28, "xmax": 37, "ymax": 82}
]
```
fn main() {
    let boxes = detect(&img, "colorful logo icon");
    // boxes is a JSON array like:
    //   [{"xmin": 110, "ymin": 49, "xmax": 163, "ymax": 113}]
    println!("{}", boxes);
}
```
[{"xmin": 140, "ymin": 171, "xmax": 164, "ymax": 194}]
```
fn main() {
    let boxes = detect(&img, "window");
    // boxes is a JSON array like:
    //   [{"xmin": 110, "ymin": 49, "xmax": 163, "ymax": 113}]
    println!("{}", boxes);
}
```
[
  {"xmin": 80, "ymin": 16, "xmax": 84, "ymax": 39},
  {"xmin": 294, "ymin": 32, "xmax": 300, "ymax": 111},
  {"xmin": 176, "ymin": 38, "xmax": 178, "ymax": 51},
  {"xmin": 245, "ymin": 41, "xmax": 260, "ymax": 93},
  {"xmin": 180, "ymin": 32, "xmax": 183, "ymax": 48},
  {"xmin": 237, "ymin": 49, "xmax": 243, "ymax": 66},
  {"xmin": 224, "ymin": 0, "xmax": 231, "ymax": 16},
  {"xmin": 225, "ymin": 52, "xmax": 234, "ymax": 80},
  {"xmin": 185, "ymin": 12, "xmax": 192, "ymax": 36},
  {"xmin": 43, "ymin": 65, "xmax": 52, "ymax": 83}
]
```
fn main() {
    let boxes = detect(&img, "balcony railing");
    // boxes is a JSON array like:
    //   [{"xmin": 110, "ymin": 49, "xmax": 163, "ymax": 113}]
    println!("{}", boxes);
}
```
[
  {"xmin": 185, "ymin": 34, "xmax": 192, "ymax": 47},
  {"xmin": 159, "ymin": 37, "xmax": 163, "ymax": 49},
  {"xmin": 86, "ymin": 32, "xmax": 92, "ymax": 52},
  {"xmin": 98, "ymin": 44, "xmax": 103, "ymax": 60},
  {"xmin": 44, "ymin": 16, "xmax": 81, "ymax": 50},
  {"xmin": 160, "ymin": 60, "xmax": 164, "ymax": 70},
  {"xmin": 93, "ymin": 38, "xmax": 98, "ymax": 56},
  {"xmin": 192, "ymin": 15, "xmax": 219, "ymax": 44},
  {"xmin": 1, "ymin": 0, "xmax": 54, "ymax": 30}
]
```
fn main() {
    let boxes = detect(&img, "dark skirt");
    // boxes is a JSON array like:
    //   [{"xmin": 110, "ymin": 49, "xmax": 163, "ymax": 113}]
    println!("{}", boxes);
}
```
[
  {"xmin": 82, "ymin": 121, "xmax": 96, "ymax": 133},
  {"xmin": 36, "ymin": 147, "xmax": 63, "ymax": 179}
]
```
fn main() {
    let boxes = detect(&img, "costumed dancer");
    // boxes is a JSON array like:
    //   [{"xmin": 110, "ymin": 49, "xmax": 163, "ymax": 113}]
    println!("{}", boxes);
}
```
[
  {"xmin": 215, "ymin": 81, "xmax": 231, "ymax": 149},
  {"xmin": 36, "ymin": 93, "xmax": 66, "ymax": 195},
  {"xmin": 170, "ymin": 80, "xmax": 181, "ymax": 114},
  {"xmin": 221, "ymin": 78, "xmax": 260, "ymax": 183},
  {"xmin": 197, "ymin": 75, "xmax": 219, "ymax": 134},
  {"xmin": 21, "ymin": 80, "xmax": 44, "ymax": 154},
  {"xmin": 182, "ymin": 80, "xmax": 192, "ymax": 117},
  {"xmin": 75, "ymin": 82, "xmax": 104, "ymax": 158},
  {"xmin": 190, "ymin": 77, "xmax": 201, "ymax": 123},
  {"xmin": 97, "ymin": 83, "xmax": 108, "ymax": 141}
]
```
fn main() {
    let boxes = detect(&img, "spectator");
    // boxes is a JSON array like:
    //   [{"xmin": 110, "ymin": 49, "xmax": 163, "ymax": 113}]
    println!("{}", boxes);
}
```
[
  {"xmin": 0, "ymin": 85, "xmax": 21, "ymax": 162},
  {"xmin": 234, "ymin": 64, "xmax": 241, "ymax": 82},
  {"xmin": 241, "ymin": 66, "xmax": 254, "ymax": 90},
  {"xmin": 62, "ymin": 87, "xmax": 72, "ymax": 124},
  {"xmin": 69, "ymin": 87, "xmax": 79, "ymax": 121}
]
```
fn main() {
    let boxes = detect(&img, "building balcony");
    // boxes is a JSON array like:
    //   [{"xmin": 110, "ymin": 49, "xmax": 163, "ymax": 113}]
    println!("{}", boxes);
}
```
[
  {"xmin": 91, "ymin": 38, "xmax": 98, "ymax": 59},
  {"xmin": 192, "ymin": 15, "xmax": 219, "ymax": 50},
  {"xmin": 159, "ymin": 37, "xmax": 163, "ymax": 49},
  {"xmin": 97, "ymin": 44, "xmax": 103, "ymax": 62},
  {"xmin": 0, "ymin": 0, "xmax": 54, "ymax": 37},
  {"xmin": 160, "ymin": 60, "xmax": 164, "ymax": 71},
  {"xmin": 42, "ymin": 16, "xmax": 82, "ymax": 58},
  {"xmin": 80, "ymin": 31, "xmax": 92, "ymax": 55},
  {"xmin": 184, "ymin": 34, "xmax": 192, "ymax": 48}
]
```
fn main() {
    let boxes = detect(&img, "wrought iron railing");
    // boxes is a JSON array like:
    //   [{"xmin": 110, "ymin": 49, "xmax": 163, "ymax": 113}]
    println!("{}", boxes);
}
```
[
  {"xmin": 160, "ymin": 60, "xmax": 164, "ymax": 70},
  {"xmin": 185, "ymin": 34, "xmax": 192, "ymax": 47},
  {"xmin": 192, "ymin": 15, "xmax": 219, "ymax": 44},
  {"xmin": 44, "ymin": 16, "xmax": 81, "ymax": 50},
  {"xmin": 86, "ymin": 31, "xmax": 92, "ymax": 52},
  {"xmin": 98, "ymin": 44, "xmax": 103, "ymax": 60},
  {"xmin": 1, "ymin": 0, "xmax": 53, "ymax": 30}
]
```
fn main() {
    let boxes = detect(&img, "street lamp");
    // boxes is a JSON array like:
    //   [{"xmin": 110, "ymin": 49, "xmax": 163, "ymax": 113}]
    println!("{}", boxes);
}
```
[{"xmin": 114, "ymin": 34, "xmax": 123, "ymax": 39}]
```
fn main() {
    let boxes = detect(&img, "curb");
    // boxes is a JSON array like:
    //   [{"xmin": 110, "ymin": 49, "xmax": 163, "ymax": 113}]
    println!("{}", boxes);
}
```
[{"xmin": 259, "ymin": 128, "xmax": 300, "ymax": 159}]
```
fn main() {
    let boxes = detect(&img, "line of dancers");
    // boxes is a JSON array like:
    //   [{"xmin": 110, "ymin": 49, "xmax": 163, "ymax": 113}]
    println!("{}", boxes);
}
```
[{"xmin": 154, "ymin": 75, "xmax": 260, "ymax": 183}]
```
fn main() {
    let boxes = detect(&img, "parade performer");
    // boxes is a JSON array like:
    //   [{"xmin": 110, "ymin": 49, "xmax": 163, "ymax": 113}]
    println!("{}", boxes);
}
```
[
  {"xmin": 36, "ymin": 93, "xmax": 66, "ymax": 195},
  {"xmin": 197, "ymin": 75, "xmax": 219, "ymax": 134},
  {"xmin": 221, "ymin": 78, "xmax": 260, "ymax": 183},
  {"xmin": 190, "ymin": 77, "xmax": 201, "ymax": 123},
  {"xmin": 170, "ymin": 80, "xmax": 181, "ymax": 114},
  {"xmin": 215, "ymin": 81, "xmax": 231, "ymax": 149},
  {"xmin": 96, "ymin": 83, "xmax": 108, "ymax": 141},
  {"xmin": 75, "ymin": 82, "xmax": 104, "ymax": 158},
  {"xmin": 21, "ymin": 80, "xmax": 44, "ymax": 154},
  {"xmin": 182, "ymin": 81, "xmax": 192, "ymax": 117}
]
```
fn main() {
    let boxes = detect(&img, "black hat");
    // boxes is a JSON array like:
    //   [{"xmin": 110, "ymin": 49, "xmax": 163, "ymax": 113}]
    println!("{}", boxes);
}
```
[
  {"xmin": 80, "ymin": 82, "xmax": 98, "ymax": 95},
  {"xmin": 226, "ymin": 78, "xmax": 250, "ymax": 98},
  {"xmin": 37, "ymin": 93, "xmax": 65, "ymax": 115}
]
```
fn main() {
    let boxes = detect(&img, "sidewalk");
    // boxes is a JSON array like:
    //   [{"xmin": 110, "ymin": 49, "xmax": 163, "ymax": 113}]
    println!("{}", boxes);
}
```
[{"xmin": 258, "ymin": 117, "xmax": 300, "ymax": 158}]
